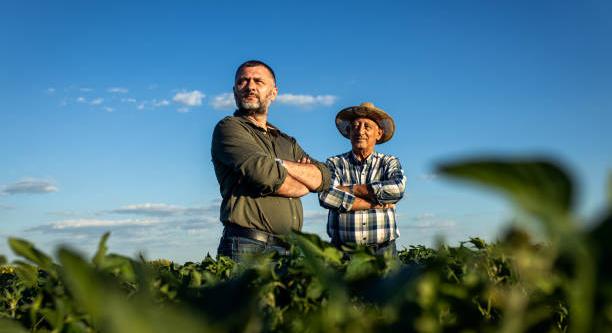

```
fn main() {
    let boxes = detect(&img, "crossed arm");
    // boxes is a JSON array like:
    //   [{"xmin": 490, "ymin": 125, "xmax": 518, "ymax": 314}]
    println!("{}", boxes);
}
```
[
  {"xmin": 319, "ymin": 156, "xmax": 406, "ymax": 212},
  {"xmin": 275, "ymin": 157, "xmax": 325, "ymax": 197},
  {"xmin": 334, "ymin": 184, "xmax": 395, "ymax": 210},
  {"xmin": 212, "ymin": 118, "xmax": 329, "ymax": 199}
]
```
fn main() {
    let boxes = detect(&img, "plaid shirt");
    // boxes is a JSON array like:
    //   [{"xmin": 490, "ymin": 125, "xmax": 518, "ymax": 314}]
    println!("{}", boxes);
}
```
[{"xmin": 318, "ymin": 151, "xmax": 406, "ymax": 245}]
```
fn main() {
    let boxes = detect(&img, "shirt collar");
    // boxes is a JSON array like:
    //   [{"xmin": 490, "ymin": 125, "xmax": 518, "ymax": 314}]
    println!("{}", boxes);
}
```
[
  {"xmin": 233, "ymin": 109, "xmax": 280, "ymax": 134},
  {"xmin": 349, "ymin": 150, "xmax": 377, "ymax": 165}
]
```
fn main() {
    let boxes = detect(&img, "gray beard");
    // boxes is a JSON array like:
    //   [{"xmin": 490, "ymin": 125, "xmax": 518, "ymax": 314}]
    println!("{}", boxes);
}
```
[
  {"xmin": 235, "ymin": 92, "xmax": 270, "ymax": 115},
  {"xmin": 240, "ymin": 101, "xmax": 266, "ymax": 114}
]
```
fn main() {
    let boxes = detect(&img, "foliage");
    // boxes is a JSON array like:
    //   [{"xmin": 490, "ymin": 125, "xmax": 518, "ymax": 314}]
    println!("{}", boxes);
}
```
[{"xmin": 1, "ymin": 158, "xmax": 611, "ymax": 332}]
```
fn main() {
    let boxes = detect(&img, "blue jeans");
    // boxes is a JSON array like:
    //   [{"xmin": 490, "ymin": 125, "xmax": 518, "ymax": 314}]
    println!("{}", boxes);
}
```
[{"xmin": 217, "ymin": 235, "xmax": 290, "ymax": 262}]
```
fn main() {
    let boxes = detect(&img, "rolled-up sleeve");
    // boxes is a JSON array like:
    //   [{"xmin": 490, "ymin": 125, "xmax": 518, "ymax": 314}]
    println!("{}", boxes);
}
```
[
  {"xmin": 211, "ymin": 117, "xmax": 287, "ymax": 196},
  {"xmin": 292, "ymin": 142, "xmax": 331, "ymax": 192},
  {"xmin": 369, "ymin": 156, "xmax": 406, "ymax": 204},
  {"xmin": 318, "ymin": 159, "xmax": 354, "ymax": 212}
]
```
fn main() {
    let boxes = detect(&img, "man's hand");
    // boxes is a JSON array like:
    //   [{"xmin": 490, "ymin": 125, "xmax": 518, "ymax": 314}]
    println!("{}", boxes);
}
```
[
  {"xmin": 336, "ymin": 185, "xmax": 351, "ymax": 193},
  {"xmin": 349, "ymin": 197, "xmax": 395, "ymax": 211},
  {"xmin": 374, "ymin": 203, "xmax": 395, "ymax": 209},
  {"xmin": 335, "ymin": 184, "xmax": 395, "ymax": 210},
  {"xmin": 297, "ymin": 157, "xmax": 311, "ymax": 164},
  {"xmin": 336, "ymin": 184, "xmax": 374, "ymax": 201}
]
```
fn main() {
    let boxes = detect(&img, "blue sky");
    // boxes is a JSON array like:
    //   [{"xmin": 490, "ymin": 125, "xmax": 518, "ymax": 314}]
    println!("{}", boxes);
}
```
[{"xmin": 1, "ymin": 1, "xmax": 611, "ymax": 262}]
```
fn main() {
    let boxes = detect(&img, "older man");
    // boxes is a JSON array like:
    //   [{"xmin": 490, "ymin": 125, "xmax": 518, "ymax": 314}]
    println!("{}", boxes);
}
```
[
  {"xmin": 211, "ymin": 60, "xmax": 331, "ymax": 261},
  {"xmin": 319, "ymin": 102, "xmax": 406, "ymax": 257}
]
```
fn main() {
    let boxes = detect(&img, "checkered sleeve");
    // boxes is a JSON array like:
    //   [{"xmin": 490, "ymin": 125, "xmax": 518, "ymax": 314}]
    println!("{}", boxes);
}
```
[
  {"xmin": 369, "ymin": 156, "xmax": 406, "ymax": 204},
  {"xmin": 318, "ymin": 158, "xmax": 355, "ymax": 213}
]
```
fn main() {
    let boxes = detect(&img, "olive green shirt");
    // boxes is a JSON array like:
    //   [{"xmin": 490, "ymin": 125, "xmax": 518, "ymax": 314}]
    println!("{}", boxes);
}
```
[{"xmin": 211, "ymin": 111, "xmax": 331, "ymax": 235}]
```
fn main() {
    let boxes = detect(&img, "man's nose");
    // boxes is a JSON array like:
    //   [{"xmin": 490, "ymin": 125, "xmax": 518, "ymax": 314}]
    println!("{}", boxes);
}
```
[{"xmin": 246, "ymin": 79, "xmax": 257, "ymax": 90}]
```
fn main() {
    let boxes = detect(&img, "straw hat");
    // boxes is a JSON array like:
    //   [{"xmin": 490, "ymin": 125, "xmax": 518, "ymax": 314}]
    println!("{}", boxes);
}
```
[{"xmin": 335, "ymin": 102, "xmax": 395, "ymax": 144}]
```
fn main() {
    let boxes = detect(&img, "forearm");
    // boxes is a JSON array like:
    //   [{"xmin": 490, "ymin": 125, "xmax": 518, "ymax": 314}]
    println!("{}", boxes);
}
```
[
  {"xmin": 282, "ymin": 160, "xmax": 322, "ymax": 192},
  {"xmin": 341, "ymin": 182, "xmax": 404, "ymax": 204},
  {"xmin": 349, "ymin": 197, "xmax": 377, "ymax": 211},
  {"xmin": 336, "ymin": 184, "xmax": 373, "ymax": 200},
  {"xmin": 369, "ymin": 177, "xmax": 406, "ymax": 204},
  {"xmin": 352, "ymin": 184, "xmax": 374, "ymax": 200},
  {"xmin": 334, "ymin": 185, "xmax": 395, "ymax": 210},
  {"xmin": 275, "ymin": 174, "xmax": 310, "ymax": 198}
]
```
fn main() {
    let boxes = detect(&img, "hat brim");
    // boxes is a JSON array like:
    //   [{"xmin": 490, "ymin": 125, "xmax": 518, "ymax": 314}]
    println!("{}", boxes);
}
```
[{"xmin": 335, "ymin": 106, "xmax": 395, "ymax": 144}]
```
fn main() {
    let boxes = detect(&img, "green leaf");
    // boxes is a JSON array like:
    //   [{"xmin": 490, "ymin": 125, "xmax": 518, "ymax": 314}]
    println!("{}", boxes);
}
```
[
  {"xmin": 58, "ymin": 247, "xmax": 217, "ymax": 333},
  {"xmin": 0, "ymin": 319, "xmax": 28, "ymax": 333},
  {"xmin": 8, "ymin": 238, "xmax": 55, "ymax": 272},
  {"xmin": 468, "ymin": 237, "xmax": 487, "ymax": 250},
  {"xmin": 290, "ymin": 231, "xmax": 343, "ymax": 265},
  {"xmin": 92, "ymin": 232, "xmax": 110, "ymax": 267},
  {"xmin": 345, "ymin": 252, "xmax": 378, "ymax": 281},
  {"xmin": 437, "ymin": 158, "xmax": 574, "ymax": 235},
  {"xmin": 13, "ymin": 260, "xmax": 39, "ymax": 287}
]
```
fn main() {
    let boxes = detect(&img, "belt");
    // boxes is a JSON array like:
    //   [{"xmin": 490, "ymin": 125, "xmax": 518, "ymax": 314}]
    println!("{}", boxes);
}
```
[{"xmin": 223, "ymin": 224, "xmax": 288, "ymax": 248}]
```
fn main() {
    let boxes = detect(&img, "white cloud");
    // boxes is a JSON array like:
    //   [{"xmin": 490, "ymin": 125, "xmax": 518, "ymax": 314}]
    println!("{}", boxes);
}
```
[
  {"xmin": 152, "ymin": 99, "xmax": 170, "ymax": 107},
  {"xmin": 32, "ymin": 218, "xmax": 162, "ymax": 230},
  {"xmin": 104, "ymin": 107, "xmax": 114, "ymax": 112},
  {"xmin": 106, "ymin": 202, "xmax": 219, "ymax": 217},
  {"xmin": 47, "ymin": 210, "xmax": 80, "ymax": 217},
  {"xmin": 177, "ymin": 107, "xmax": 189, "ymax": 113},
  {"xmin": 108, "ymin": 87, "xmax": 128, "ymax": 94},
  {"xmin": 109, "ymin": 203, "xmax": 186, "ymax": 216},
  {"xmin": 76, "ymin": 96, "xmax": 86, "ymax": 103},
  {"xmin": 211, "ymin": 93, "xmax": 235, "ymax": 110},
  {"xmin": 137, "ymin": 102, "xmax": 146, "ymax": 110},
  {"xmin": 276, "ymin": 94, "xmax": 337, "ymax": 108},
  {"xmin": 1, "ymin": 178, "xmax": 58, "ymax": 195},
  {"xmin": 90, "ymin": 98, "xmax": 104, "ymax": 105},
  {"xmin": 121, "ymin": 98, "xmax": 137, "ymax": 103},
  {"xmin": 172, "ymin": 90, "xmax": 205, "ymax": 107},
  {"xmin": 79, "ymin": 87, "xmax": 93, "ymax": 92},
  {"xmin": 46, "ymin": 88, "xmax": 56, "ymax": 94}
]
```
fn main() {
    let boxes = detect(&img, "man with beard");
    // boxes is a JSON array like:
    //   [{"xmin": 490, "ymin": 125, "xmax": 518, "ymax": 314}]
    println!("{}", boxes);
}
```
[{"xmin": 211, "ymin": 60, "xmax": 331, "ymax": 261}]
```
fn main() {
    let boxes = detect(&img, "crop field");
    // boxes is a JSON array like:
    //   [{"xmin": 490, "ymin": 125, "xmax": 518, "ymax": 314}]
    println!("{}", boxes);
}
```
[{"xmin": 1, "ymin": 159, "xmax": 611, "ymax": 333}]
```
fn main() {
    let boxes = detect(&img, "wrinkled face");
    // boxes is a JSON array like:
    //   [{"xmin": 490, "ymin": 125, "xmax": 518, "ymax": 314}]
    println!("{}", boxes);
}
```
[
  {"xmin": 348, "ymin": 117, "xmax": 383, "ymax": 152},
  {"xmin": 233, "ymin": 66, "xmax": 278, "ymax": 114}
]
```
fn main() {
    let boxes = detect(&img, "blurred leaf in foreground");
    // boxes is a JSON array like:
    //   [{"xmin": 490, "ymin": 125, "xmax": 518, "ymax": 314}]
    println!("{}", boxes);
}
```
[
  {"xmin": 58, "ymin": 247, "xmax": 219, "ymax": 333},
  {"xmin": 437, "ymin": 158, "xmax": 574, "ymax": 236},
  {"xmin": 8, "ymin": 238, "xmax": 55, "ymax": 274},
  {"xmin": 0, "ymin": 319, "xmax": 28, "ymax": 333}
]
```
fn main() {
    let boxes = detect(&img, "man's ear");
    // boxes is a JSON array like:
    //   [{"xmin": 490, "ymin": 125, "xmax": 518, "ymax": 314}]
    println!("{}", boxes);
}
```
[
  {"xmin": 270, "ymin": 86, "xmax": 278, "ymax": 101},
  {"xmin": 376, "ymin": 127, "xmax": 384, "ymax": 141}
]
